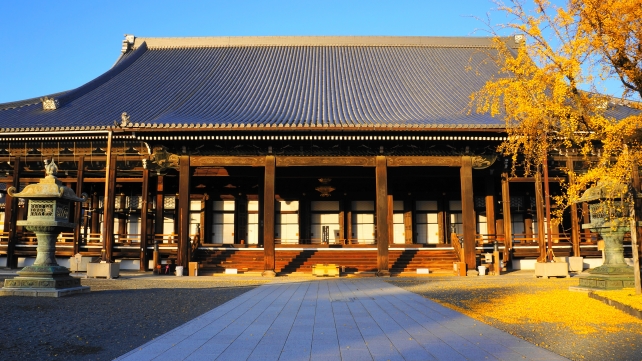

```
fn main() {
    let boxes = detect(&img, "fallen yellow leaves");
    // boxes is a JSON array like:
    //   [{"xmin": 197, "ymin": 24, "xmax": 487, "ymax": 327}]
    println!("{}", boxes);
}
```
[
  {"xmin": 594, "ymin": 288, "xmax": 642, "ymax": 312},
  {"xmin": 406, "ymin": 278, "xmax": 642, "ymax": 336}
]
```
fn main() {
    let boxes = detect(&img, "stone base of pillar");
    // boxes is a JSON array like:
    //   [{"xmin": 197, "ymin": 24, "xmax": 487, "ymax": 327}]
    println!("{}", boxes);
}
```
[
  {"xmin": 375, "ymin": 270, "xmax": 390, "ymax": 277},
  {"xmin": 261, "ymin": 270, "xmax": 277, "ymax": 277},
  {"xmin": 1, "ymin": 266, "xmax": 90, "ymax": 298}
]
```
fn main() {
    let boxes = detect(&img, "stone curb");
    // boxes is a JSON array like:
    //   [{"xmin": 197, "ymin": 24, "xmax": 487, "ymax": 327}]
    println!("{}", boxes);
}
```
[{"xmin": 588, "ymin": 292, "xmax": 642, "ymax": 320}]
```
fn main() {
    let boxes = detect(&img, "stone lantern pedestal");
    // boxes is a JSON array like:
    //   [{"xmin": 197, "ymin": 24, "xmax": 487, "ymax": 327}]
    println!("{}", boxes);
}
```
[
  {"xmin": 575, "ymin": 182, "xmax": 635, "ymax": 290},
  {"xmin": 0, "ymin": 161, "xmax": 90, "ymax": 297}
]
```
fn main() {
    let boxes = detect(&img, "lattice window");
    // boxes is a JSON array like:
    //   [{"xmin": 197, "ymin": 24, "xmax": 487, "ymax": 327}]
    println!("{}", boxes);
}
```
[
  {"xmin": 510, "ymin": 196, "xmax": 524, "ymax": 210},
  {"xmin": 164, "ymin": 196, "xmax": 176, "ymax": 210},
  {"xmin": 55, "ymin": 202, "xmax": 70, "ymax": 220},
  {"xmin": 127, "ymin": 196, "xmax": 142, "ymax": 209},
  {"xmin": 29, "ymin": 200, "xmax": 54, "ymax": 217},
  {"xmin": 474, "ymin": 196, "xmax": 486, "ymax": 209}
]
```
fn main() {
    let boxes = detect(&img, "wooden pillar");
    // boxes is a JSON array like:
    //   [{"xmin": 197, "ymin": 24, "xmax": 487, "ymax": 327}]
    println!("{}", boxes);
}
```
[
  {"xmin": 460, "ymin": 156, "xmax": 476, "ymax": 270},
  {"xmin": 235, "ymin": 195, "xmax": 248, "ymax": 244},
  {"xmin": 117, "ymin": 194, "xmax": 127, "ymax": 239},
  {"xmin": 299, "ymin": 198, "xmax": 310, "ymax": 244},
  {"xmin": 339, "ymin": 200, "xmax": 345, "ymax": 244},
  {"xmin": 501, "ymin": 172, "xmax": 512, "ymax": 264},
  {"xmin": 103, "ymin": 154, "xmax": 117, "ymax": 262},
  {"xmin": 387, "ymin": 195, "xmax": 394, "ymax": 245},
  {"xmin": 5, "ymin": 157, "xmax": 20, "ymax": 269},
  {"xmin": 73, "ymin": 157, "xmax": 85, "ymax": 255},
  {"xmin": 438, "ymin": 195, "xmax": 447, "ymax": 243},
  {"xmin": 566, "ymin": 159, "xmax": 581, "ymax": 256},
  {"xmin": 346, "ymin": 200, "xmax": 353, "ymax": 244},
  {"xmin": 90, "ymin": 192, "xmax": 100, "ymax": 235},
  {"xmin": 404, "ymin": 199, "xmax": 413, "ymax": 244},
  {"xmin": 139, "ymin": 168, "xmax": 149, "ymax": 271},
  {"xmin": 154, "ymin": 175, "xmax": 165, "ymax": 236},
  {"xmin": 262, "ymin": 155, "xmax": 276, "ymax": 276},
  {"xmin": 375, "ymin": 156, "xmax": 390, "ymax": 276},
  {"xmin": 535, "ymin": 171, "xmax": 546, "ymax": 262},
  {"xmin": 566, "ymin": 159, "xmax": 580, "ymax": 257},
  {"xmin": 485, "ymin": 172, "xmax": 497, "ymax": 241},
  {"xmin": 177, "ymin": 156, "xmax": 190, "ymax": 269}
]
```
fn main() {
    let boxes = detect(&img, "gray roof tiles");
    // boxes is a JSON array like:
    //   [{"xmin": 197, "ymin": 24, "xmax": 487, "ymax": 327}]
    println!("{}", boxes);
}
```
[{"xmin": 2, "ymin": 35, "xmax": 631, "ymax": 133}]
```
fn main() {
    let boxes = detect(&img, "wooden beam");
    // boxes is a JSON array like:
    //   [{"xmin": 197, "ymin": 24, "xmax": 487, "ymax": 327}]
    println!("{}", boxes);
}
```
[
  {"xmin": 535, "ymin": 171, "xmax": 546, "ymax": 262},
  {"xmin": 460, "ymin": 156, "xmax": 476, "ymax": 269},
  {"xmin": 177, "ymin": 156, "xmax": 190, "ymax": 270},
  {"xmin": 5, "ymin": 157, "xmax": 20, "ymax": 269},
  {"xmin": 73, "ymin": 157, "xmax": 85, "ymax": 255},
  {"xmin": 508, "ymin": 177, "xmax": 565, "ymax": 183},
  {"xmin": 103, "ymin": 154, "xmax": 117, "ymax": 262},
  {"xmin": 83, "ymin": 178, "xmax": 143, "ymax": 183},
  {"xmin": 140, "ymin": 168, "xmax": 150, "ymax": 271},
  {"xmin": 388, "ymin": 156, "xmax": 461, "ymax": 167},
  {"xmin": 277, "ymin": 156, "xmax": 376, "ymax": 167},
  {"xmin": 376, "ymin": 156, "xmax": 390, "ymax": 276},
  {"xmin": 191, "ymin": 156, "xmax": 264, "ymax": 167},
  {"xmin": 263, "ymin": 155, "xmax": 276, "ymax": 276}
]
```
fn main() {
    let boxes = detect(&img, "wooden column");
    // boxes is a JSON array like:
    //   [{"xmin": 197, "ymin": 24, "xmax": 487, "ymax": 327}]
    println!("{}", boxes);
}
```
[
  {"xmin": 154, "ymin": 176, "xmax": 165, "ymax": 235},
  {"xmin": 438, "ymin": 195, "xmax": 447, "ymax": 243},
  {"xmin": 535, "ymin": 171, "xmax": 546, "ymax": 262},
  {"xmin": 139, "ymin": 168, "xmax": 149, "ymax": 271},
  {"xmin": 235, "ymin": 195, "xmax": 248, "ymax": 244},
  {"xmin": 346, "ymin": 200, "xmax": 353, "ymax": 244},
  {"xmin": 117, "ymin": 194, "xmax": 127, "ymax": 238},
  {"xmin": 501, "ymin": 172, "xmax": 513, "ymax": 264},
  {"xmin": 339, "ymin": 200, "xmax": 345, "ymax": 244},
  {"xmin": 73, "ymin": 157, "xmax": 85, "ymax": 255},
  {"xmin": 5, "ymin": 157, "xmax": 20, "ymax": 269},
  {"xmin": 90, "ymin": 192, "xmax": 100, "ymax": 235},
  {"xmin": 103, "ymin": 154, "xmax": 117, "ymax": 262},
  {"xmin": 299, "ymin": 198, "xmax": 310, "ymax": 244},
  {"xmin": 404, "ymin": 199, "xmax": 413, "ymax": 244},
  {"xmin": 460, "ymin": 156, "xmax": 476, "ymax": 269},
  {"xmin": 485, "ymin": 173, "xmax": 497, "ymax": 241},
  {"xmin": 262, "ymin": 155, "xmax": 276, "ymax": 276},
  {"xmin": 177, "ymin": 156, "xmax": 190, "ymax": 269},
  {"xmin": 566, "ymin": 159, "xmax": 581, "ymax": 256},
  {"xmin": 387, "ymin": 195, "xmax": 394, "ymax": 245},
  {"xmin": 375, "ymin": 156, "xmax": 390, "ymax": 276}
]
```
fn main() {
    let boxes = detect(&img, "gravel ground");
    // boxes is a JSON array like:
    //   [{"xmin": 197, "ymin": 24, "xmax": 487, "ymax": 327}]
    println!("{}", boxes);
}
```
[
  {"xmin": 0, "ymin": 273, "xmax": 270, "ymax": 361},
  {"xmin": 387, "ymin": 276, "xmax": 642, "ymax": 361}
]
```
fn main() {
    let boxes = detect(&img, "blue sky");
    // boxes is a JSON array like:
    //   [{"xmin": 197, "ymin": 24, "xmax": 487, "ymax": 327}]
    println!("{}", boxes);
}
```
[{"xmin": 3, "ymin": 0, "xmax": 619, "ymax": 105}]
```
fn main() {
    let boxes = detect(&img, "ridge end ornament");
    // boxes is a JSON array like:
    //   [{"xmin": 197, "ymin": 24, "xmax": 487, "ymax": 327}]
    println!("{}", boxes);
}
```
[{"xmin": 41, "ymin": 97, "xmax": 59, "ymax": 110}]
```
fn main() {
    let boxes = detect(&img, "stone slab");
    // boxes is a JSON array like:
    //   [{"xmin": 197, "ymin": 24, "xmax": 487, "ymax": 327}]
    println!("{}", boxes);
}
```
[
  {"xmin": 115, "ymin": 279, "xmax": 568, "ymax": 361},
  {"xmin": 0, "ymin": 285, "xmax": 90, "ymax": 297},
  {"xmin": 535, "ymin": 262, "xmax": 569, "ymax": 278}
]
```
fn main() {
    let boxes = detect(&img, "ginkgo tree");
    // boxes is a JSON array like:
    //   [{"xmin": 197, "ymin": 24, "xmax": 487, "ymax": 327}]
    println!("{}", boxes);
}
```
[{"xmin": 471, "ymin": 0, "xmax": 642, "ymax": 289}]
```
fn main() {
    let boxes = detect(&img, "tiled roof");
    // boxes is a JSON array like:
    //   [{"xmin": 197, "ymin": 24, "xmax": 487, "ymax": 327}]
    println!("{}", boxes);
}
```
[{"xmin": 0, "ymin": 36, "xmax": 558, "ymax": 132}]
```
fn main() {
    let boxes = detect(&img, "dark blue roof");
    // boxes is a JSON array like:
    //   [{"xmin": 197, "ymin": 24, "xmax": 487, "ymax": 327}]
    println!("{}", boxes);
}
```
[{"xmin": 3, "ymin": 35, "xmax": 632, "ymax": 133}]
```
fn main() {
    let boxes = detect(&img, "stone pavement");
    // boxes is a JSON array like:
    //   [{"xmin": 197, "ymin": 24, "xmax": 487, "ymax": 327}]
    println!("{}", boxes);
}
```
[{"xmin": 116, "ymin": 278, "xmax": 568, "ymax": 361}]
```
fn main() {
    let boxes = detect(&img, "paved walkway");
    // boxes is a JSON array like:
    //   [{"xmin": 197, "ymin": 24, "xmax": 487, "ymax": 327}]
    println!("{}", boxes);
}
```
[{"xmin": 116, "ymin": 278, "xmax": 567, "ymax": 361}]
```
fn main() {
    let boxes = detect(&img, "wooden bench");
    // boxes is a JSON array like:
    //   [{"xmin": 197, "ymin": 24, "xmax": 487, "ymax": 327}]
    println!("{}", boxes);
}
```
[{"xmin": 312, "ymin": 263, "xmax": 339, "ymax": 277}]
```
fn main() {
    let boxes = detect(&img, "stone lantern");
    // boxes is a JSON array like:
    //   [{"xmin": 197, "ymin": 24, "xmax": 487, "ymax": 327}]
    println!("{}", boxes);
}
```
[
  {"xmin": 576, "ymin": 181, "xmax": 635, "ymax": 290},
  {"xmin": 0, "ymin": 160, "xmax": 90, "ymax": 297}
]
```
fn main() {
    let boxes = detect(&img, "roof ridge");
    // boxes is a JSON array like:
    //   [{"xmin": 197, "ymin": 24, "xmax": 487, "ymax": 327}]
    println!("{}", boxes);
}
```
[{"xmin": 132, "ymin": 35, "xmax": 519, "ymax": 50}]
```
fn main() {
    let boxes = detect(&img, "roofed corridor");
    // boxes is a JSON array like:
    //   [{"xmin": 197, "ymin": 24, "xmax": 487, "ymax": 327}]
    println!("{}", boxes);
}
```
[{"xmin": 116, "ymin": 278, "xmax": 567, "ymax": 361}]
